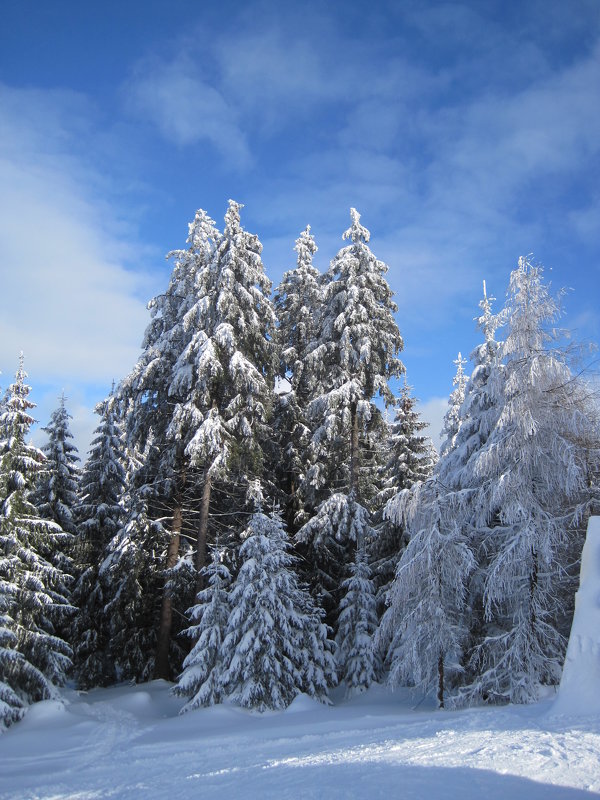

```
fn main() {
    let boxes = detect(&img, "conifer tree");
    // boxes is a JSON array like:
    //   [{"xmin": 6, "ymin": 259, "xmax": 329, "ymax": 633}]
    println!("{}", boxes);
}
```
[
  {"xmin": 273, "ymin": 226, "xmax": 322, "ymax": 529},
  {"xmin": 35, "ymin": 393, "xmax": 80, "ymax": 536},
  {"xmin": 71, "ymin": 393, "xmax": 127, "ymax": 688},
  {"xmin": 439, "ymin": 353, "xmax": 468, "ymax": 458},
  {"xmin": 303, "ymin": 209, "xmax": 404, "ymax": 505},
  {"xmin": 378, "ymin": 484, "xmax": 475, "ymax": 707},
  {"xmin": 461, "ymin": 257, "xmax": 599, "ymax": 704},
  {"xmin": 372, "ymin": 379, "xmax": 436, "ymax": 599},
  {"xmin": 296, "ymin": 209, "xmax": 404, "ymax": 625},
  {"xmin": 220, "ymin": 508, "xmax": 335, "ymax": 711},
  {"xmin": 0, "ymin": 358, "xmax": 72, "ymax": 727},
  {"xmin": 173, "ymin": 545, "xmax": 232, "ymax": 711},
  {"xmin": 335, "ymin": 537, "xmax": 380, "ymax": 696}
]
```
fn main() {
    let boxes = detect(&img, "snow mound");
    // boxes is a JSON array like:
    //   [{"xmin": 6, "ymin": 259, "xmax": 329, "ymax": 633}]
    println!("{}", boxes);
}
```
[
  {"xmin": 553, "ymin": 516, "xmax": 600, "ymax": 717},
  {"xmin": 284, "ymin": 693, "xmax": 325, "ymax": 714}
]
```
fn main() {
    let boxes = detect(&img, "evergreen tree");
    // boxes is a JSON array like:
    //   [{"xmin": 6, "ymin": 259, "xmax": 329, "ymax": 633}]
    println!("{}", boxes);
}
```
[
  {"xmin": 35, "ymin": 393, "xmax": 80, "ymax": 536},
  {"xmin": 118, "ymin": 208, "xmax": 221, "ymax": 679},
  {"xmin": 439, "ymin": 353, "xmax": 468, "ymax": 458},
  {"xmin": 0, "ymin": 358, "xmax": 72, "ymax": 727},
  {"xmin": 220, "ymin": 508, "xmax": 335, "ymax": 711},
  {"xmin": 461, "ymin": 257, "xmax": 599, "ymax": 704},
  {"xmin": 379, "ymin": 484, "xmax": 475, "ymax": 707},
  {"xmin": 335, "ymin": 537, "xmax": 380, "ymax": 696},
  {"xmin": 173, "ymin": 545, "xmax": 232, "ymax": 711},
  {"xmin": 71, "ymin": 393, "xmax": 127, "ymax": 688},
  {"xmin": 372, "ymin": 379, "xmax": 436, "ymax": 600},
  {"xmin": 273, "ymin": 226, "xmax": 322, "ymax": 529},
  {"xmin": 98, "ymin": 494, "xmax": 165, "ymax": 683},
  {"xmin": 303, "ymin": 209, "xmax": 404, "ymax": 507},
  {"xmin": 297, "ymin": 209, "xmax": 404, "ymax": 623},
  {"xmin": 174, "ymin": 199, "xmax": 277, "ymax": 592},
  {"xmin": 296, "ymin": 492, "xmax": 375, "ymax": 625}
]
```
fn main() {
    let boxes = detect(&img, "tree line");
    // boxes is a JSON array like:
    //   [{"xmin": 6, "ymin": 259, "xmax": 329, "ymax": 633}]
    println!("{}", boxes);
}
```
[{"xmin": 1, "ymin": 201, "xmax": 598, "ymax": 728}]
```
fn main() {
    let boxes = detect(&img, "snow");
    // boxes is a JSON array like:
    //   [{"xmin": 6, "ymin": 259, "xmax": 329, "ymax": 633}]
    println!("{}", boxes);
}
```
[
  {"xmin": 554, "ymin": 516, "xmax": 600, "ymax": 718},
  {"xmin": 2, "ymin": 680, "xmax": 600, "ymax": 799}
]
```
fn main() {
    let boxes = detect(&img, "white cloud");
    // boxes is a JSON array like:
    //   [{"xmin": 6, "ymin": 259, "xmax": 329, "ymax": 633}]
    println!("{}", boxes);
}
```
[
  {"xmin": 125, "ymin": 54, "xmax": 251, "ymax": 168},
  {"xmin": 0, "ymin": 83, "xmax": 157, "ymax": 452},
  {"xmin": 418, "ymin": 396, "xmax": 448, "ymax": 454}
]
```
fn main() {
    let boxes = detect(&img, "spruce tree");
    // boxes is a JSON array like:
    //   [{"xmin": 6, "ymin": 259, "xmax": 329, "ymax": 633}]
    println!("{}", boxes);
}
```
[
  {"xmin": 173, "ymin": 545, "xmax": 232, "ymax": 711},
  {"xmin": 273, "ymin": 226, "xmax": 322, "ymax": 529},
  {"xmin": 220, "ymin": 508, "xmax": 335, "ymax": 711},
  {"xmin": 0, "ymin": 358, "xmax": 72, "ymax": 727},
  {"xmin": 335, "ymin": 536, "xmax": 380, "ymax": 696},
  {"xmin": 439, "ymin": 353, "xmax": 468, "ymax": 458},
  {"xmin": 35, "ymin": 393, "xmax": 80, "ymax": 536},
  {"xmin": 71, "ymin": 393, "xmax": 127, "ymax": 688},
  {"xmin": 296, "ymin": 209, "xmax": 404, "ymax": 626},
  {"xmin": 462, "ymin": 257, "xmax": 599, "ymax": 704}
]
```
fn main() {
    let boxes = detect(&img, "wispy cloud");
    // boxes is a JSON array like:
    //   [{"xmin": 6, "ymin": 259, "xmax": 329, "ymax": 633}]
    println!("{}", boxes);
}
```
[
  {"xmin": 0, "ymin": 83, "xmax": 156, "ymax": 453},
  {"xmin": 124, "ymin": 54, "xmax": 251, "ymax": 168}
]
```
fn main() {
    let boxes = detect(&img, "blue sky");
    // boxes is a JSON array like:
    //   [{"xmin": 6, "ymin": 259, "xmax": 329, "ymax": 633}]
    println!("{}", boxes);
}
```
[{"xmin": 1, "ymin": 0, "xmax": 599, "ymax": 454}]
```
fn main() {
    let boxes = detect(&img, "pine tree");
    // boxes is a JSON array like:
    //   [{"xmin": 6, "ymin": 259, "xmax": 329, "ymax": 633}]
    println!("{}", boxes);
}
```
[
  {"xmin": 118, "ymin": 208, "xmax": 221, "ymax": 680},
  {"xmin": 372, "ymin": 379, "xmax": 436, "ymax": 600},
  {"xmin": 35, "ymin": 393, "xmax": 80, "ymax": 536},
  {"xmin": 303, "ymin": 209, "xmax": 404, "ymax": 506},
  {"xmin": 98, "ymin": 494, "xmax": 165, "ymax": 683},
  {"xmin": 220, "ymin": 509, "xmax": 335, "ymax": 711},
  {"xmin": 0, "ymin": 358, "xmax": 72, "ymax": 727},
  {"xmin": 71, "ymin": 393, "xmax": 127, "ymax": 688},
  {"xmin": 173, "ymin": 545, "xmax": 232, "ymax": 711},
  {"xmin": 378, "ymin": 484, "xmax": 475, "ymax": 707},
  {"xmin": 296, "ymin": 492, "xmax": 375, "ymax": 625},
  {"xmin": 297, "ymin": 209, "xmax": 404, "ymax": 624},
  {"xmin": 439, "ymin": 352, "xmax": 468, "ymax": 458},
  {"xmin": 273, "ymin": 226, "xmax": 322, "ymax": 529},
  {"xmin": 175, "ymin": 200, "xmax": 277, "ymax": 592},
  {"xmin": 335, "ymin": 537, "xmax": 380, "ymax": 697},
  {"xmin": 461, "ymin": 257, "xmax": 599, "ymax": 704}
]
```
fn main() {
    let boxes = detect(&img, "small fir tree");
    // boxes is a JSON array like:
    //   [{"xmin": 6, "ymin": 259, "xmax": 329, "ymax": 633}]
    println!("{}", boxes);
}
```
[
  {"xmin": 174, "ymin": 546, "xmax": 232, "ymax": 711},
  {"xmin": 0, "ymin": 358, "xmax": 72, "ymax": 727},
  {"xmin": 71, "ymin": 393, "xmax": 127, "ymax": 688},
  {"xmin": 220, "ymin": 508, "xmax": 335, "ymax": 711},
  {"xmin": 335, "ymin": 537, "xmax": 380, "ymax": 696}
]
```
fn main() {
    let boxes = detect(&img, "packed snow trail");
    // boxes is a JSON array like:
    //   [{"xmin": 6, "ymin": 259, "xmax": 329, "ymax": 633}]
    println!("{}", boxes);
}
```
[{"xmin": 2, "ymin": 683, "xmax": 599, "ymax": 799}]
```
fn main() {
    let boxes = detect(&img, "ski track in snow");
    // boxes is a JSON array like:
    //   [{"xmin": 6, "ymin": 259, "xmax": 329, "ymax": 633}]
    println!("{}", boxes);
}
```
[{"xmin": 1, "ymin": 683, "xmax": 600, "ymax": 799}]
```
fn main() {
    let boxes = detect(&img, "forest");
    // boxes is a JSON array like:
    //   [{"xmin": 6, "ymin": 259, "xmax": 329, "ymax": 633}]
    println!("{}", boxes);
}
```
[{"xmin": 1, "ymin": 200, "xmax": 599, "ymax": 728}]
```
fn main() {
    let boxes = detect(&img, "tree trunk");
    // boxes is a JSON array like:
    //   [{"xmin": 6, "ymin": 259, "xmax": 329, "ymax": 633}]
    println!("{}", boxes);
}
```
[
  {"xmin": 195, "ymin": 469, "xmax": 212, "ymax": 596},
  {"xmin": 349, "ymin": 400, "xmax": 359, "ymax": 499},
  {"xmin": 437, "ymin": 651, "xmax": 445, "ymax": 709},
  {"xmin": 154, "ymin": 505, "xmax": 182, "ymax": 680}
]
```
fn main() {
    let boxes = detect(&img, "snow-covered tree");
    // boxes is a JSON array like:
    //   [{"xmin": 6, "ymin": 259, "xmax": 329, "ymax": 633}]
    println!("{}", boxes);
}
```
[
  {"xmin": 273, "ymin": 226, "xmax": 322, "ymax": 529},
  {"xmin": 372, "ymin": 379, "xmax": 436, "ymax": 599},
  {"xmin": 297, "ymin": 209, "xmax": 404, "ymax": 622},
  {"xmin": 461, "ymin": 257, "xmax": 600, "ymax": 704},
  {"xmin": 335, "ymin": 537, "xmax": 380, "ymax": 696},
  {"xmin": 98, "ymin": 495, "xmax": 166, "ymax": 683},
  {"xmin": 71, "ymin": 393, "xmax": 127, "ymax": 688},
  {"xmin": 379, "ymin": 484, "xmax": 475, "ymax": 707},
  {"xmin": 118, "ymin": 208, "xmax": 221, "ymax": 679},
  {"xmin": 439, "ymin": 353, "xmax": 468, "ymax": 458},
  {"xmin": 174, "ymin": 199, "xmax": 277, "ymax": 590},
  {"xmin": 296, "ymin": 492, "xmax": 375, "ymax": 626},
  {"xmin": 173, "ymin": 545, "xmax": 232, "ymax": 711},
  {"xmin": 0, "ymin": 359, "xmax": 72, "ymax": 727},
  {"xmin": 303, "ymin": 208, "xmax": 404, "ymax": 506},
  {"xmin": 35, "ymin": 393, "xmax": 80, "ymax": 535},
  {"xmin": 220, "ymin": 508, "xmax": 335, "ymax": 711}
]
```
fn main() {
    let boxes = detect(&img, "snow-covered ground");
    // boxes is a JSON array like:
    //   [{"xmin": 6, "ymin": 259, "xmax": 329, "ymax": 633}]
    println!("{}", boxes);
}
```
[{"xmin": 1, "ymin": 681, "xmax": 599, "ymax": 799}]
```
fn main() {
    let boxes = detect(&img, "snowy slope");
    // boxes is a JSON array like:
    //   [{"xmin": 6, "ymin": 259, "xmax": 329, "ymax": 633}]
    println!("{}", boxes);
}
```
[{"xmin": 1, "ymin": 682, "xmax": 599, "ymax": 799}]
